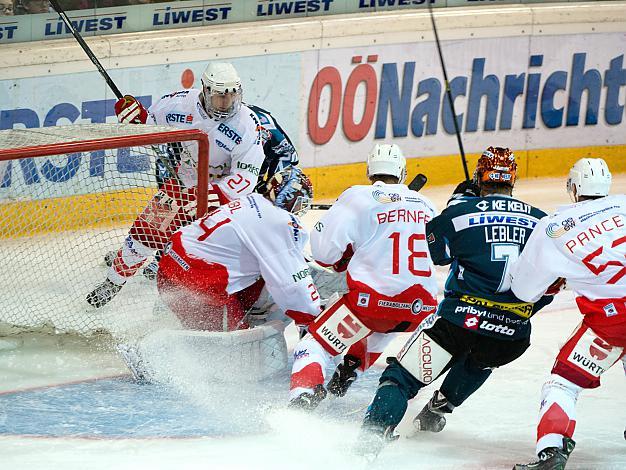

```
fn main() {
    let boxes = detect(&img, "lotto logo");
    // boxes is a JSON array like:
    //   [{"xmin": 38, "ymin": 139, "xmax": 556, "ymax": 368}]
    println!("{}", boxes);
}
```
[{"xmin": 464, "ymin": 315, "xmax": 480, "ymax": 329}]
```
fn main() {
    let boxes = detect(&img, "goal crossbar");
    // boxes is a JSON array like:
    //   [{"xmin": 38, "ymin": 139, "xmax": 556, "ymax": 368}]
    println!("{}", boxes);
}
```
[{"xmin": 0, "ymin": 127, "xmax": 210, "ymax": 217}]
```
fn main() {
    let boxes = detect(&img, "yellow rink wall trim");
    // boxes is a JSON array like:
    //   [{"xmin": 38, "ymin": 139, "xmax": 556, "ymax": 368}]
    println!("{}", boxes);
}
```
[
  {"xmin": 307, "ymin": 144, "xmax": 626, "ymax": 200},
  {"xmin": 0, "ymin": 188, "xmax": 154, "ymax": 238},
  {"xmin": 1, "ymin": 144, "xmax": 624, "ymax": 237}
]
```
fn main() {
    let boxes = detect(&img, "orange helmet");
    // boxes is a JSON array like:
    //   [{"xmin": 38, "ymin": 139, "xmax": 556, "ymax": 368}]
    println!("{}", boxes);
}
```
[{"xmin": 474, "ymin": 147, "xmax": 517, "ymax": 187}]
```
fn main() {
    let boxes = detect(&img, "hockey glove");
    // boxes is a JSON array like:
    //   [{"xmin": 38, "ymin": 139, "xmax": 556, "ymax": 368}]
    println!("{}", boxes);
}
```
[
  {"xmin": 115, "ymin": 95, "xmax": 148, "ymax": 124},
  {"xmin": 545, "ymin": 277, "xmax": 566, "ymax": 296},
  {"xmin": 452, "ymin": 180, "xmax": 480, "ymax": 198}
]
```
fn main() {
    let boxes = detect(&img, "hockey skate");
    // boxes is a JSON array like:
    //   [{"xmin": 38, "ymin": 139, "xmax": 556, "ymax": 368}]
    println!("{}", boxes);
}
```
[
  {"xmin": 103, "ymin": 250, "xmax": 116, "ymax": 267},
  {"xmin": 116, "ymin": 343, "xmax": 155, "ymax": 384},
  {"xmin": 412, "ymin": 390, "xmax": 453, "ymax": 433},
  {"xmin": 513, "ymin": 438, "xmax": 575, "ymax": 470},
  {"xmin": 86, "ymin": 279, "xmax": 123, "ymax": 308},
  {"xmin": 354, "ymin": 423, "xmax": 399, "ymax": 461},
  {"xmin": 288, "ymin": 384, "xmax": 327, "ymax": 411},
  {"xmin": 327, "ymin": 354, "xmax": 361, "ymax": 397}
]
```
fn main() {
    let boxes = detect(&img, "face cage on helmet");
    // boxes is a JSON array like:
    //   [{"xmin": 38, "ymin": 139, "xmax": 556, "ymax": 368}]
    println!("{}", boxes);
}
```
[{"xmin": 202, "ymin": 85, "xmax": 242, "ymax": 120}]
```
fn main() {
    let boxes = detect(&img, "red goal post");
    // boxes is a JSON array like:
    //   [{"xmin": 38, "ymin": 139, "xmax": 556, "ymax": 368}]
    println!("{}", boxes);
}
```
[{"xmin": 0, "ymin": 124, "xmax": 209, "ymax": 338}]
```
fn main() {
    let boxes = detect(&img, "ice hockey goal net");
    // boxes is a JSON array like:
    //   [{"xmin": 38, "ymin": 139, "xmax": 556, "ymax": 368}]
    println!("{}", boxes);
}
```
[{"xmin": 0, "ymin": 124, "xmax": 209, "ymax": 339}]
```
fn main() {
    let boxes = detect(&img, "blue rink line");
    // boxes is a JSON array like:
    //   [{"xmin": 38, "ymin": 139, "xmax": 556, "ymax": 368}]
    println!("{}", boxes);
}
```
[{"xmin": 0, "ymin": 377, "xmax": 270, "ymax": 439}]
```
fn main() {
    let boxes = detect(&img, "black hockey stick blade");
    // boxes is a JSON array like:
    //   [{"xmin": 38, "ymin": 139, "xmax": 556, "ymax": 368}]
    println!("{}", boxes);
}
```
[
  {"xmin": 408, "ymin": 173, "xmax": 427, "ymax": 192},
  {"xmin": 311, "ymin": 203, "xmax": 332, "ymax": 210}
]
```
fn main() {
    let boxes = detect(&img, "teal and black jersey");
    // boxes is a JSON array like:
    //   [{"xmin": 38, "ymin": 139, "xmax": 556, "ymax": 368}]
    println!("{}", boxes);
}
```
[{"xmin": 426, "ymin": 195, "xmax": 550, "ymax": 340}]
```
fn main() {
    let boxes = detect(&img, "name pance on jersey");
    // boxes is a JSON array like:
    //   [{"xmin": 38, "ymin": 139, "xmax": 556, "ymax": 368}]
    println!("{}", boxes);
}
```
[
  {"xmin": 377, "ymin": 209, "xmax": 431, "ymax": 224},
  {"xmin": 565, "ymin": 214, "xmax": 624, "ymax": 253}
]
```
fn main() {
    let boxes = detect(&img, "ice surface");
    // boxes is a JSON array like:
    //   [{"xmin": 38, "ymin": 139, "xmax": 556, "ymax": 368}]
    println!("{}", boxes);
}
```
[{"xmin": 1, "ymin": 176, "xmax": 625, "ymax": 470}]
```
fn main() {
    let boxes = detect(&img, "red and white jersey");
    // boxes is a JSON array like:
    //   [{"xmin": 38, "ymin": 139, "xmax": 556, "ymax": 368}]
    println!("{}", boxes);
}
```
[
  {"xmin": 511, "ymin": 195, "xmax": 626, "ymax": 302},
  {"xmin": 148, "ymin": 89, "xmax": 265, "ymax": 201},
  {"xmin": 311, "ymin": 182, "xmax": 439, "ymax": 324},
  {"xmin": 174, "ymin": 193, "xmax": 321, "ymax": 320}
]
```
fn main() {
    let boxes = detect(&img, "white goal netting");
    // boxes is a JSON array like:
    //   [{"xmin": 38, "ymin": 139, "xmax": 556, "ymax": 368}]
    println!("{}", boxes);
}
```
[{"xmin": 0, "ymin": 124, "xmax": 206, "ymax": 339}]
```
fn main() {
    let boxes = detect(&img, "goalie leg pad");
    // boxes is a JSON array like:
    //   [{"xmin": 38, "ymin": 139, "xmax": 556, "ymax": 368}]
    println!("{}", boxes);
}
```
[
  {"xmin": 308, "ymin": 295, "xmax": 372, "ymax": 356},
  {"xmin": 138, "ymin": 320, "xmax": 288, "ymax": 383},
  {"xmin": 130, "ymin": 179, "xmax": 197, "ymax": 251}
]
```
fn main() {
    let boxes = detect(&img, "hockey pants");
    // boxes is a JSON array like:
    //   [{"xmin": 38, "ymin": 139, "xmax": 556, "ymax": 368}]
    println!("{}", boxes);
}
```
[{"xmin": 157, "ymin": 232, "xmax": 265, "ymax": 331}]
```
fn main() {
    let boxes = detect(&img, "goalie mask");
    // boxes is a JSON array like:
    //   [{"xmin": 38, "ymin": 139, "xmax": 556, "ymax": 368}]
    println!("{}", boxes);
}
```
[
  {"xmin": 201, "ymin": 62, "xmax": 242, "ymax": 120},
  {"xmin": 264, "ymin": 167, "xmax": 313, "ymax": 216},
  {"xmin": 567, "ymin": 157, "xmax": 612, "ymax": 201},
  {"xmin": 366, "ymin": 144, "xmax": 407, "ymax": 184},
  {"xmin": 474, "ymin": 146, "xmax": 517, "ymax": 187}
]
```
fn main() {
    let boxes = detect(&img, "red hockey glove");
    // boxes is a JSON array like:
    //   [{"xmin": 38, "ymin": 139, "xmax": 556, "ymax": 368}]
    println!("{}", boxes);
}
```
[
  {"xmin": 115, "ymin": 95, "xmax": 148, "ymax": 124},
  {"xmin": 545, "ymin": 277, "xmax": 566, "ymax": 296}
]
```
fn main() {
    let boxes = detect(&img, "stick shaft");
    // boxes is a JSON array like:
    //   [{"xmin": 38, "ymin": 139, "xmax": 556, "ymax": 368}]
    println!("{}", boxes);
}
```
[
  {"xmin": 428, "ymin": 4, "xmax": 470, "ymax": 181},
  {"xmin": 49, "ymin": 0, "xmax": 123, "ymax": 99}
]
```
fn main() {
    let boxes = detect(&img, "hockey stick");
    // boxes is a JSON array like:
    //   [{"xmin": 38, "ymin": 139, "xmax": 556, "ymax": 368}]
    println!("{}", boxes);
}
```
[
  {"xmin": 428, "ymin": 3, "xmax": 470, "ymax": 181},
  {"xmin": 49, "ymin": 0, "xmax": 123, "ymax": 100},
  {"xmin": 310, "ymin": 173, "xmax": 427, "ymax": 211},
  {"xmin": 49, "ymin": 0, "xmax": 185, "ymax": 186}
]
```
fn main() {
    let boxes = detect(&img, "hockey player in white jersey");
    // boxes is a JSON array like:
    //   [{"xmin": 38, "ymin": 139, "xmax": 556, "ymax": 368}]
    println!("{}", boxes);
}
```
[
  {"xmin": 512, "ymin": 158, "xmax": 625, "ymax": 470},
  {"xmin": 157, "ymin": 166, "xmax": 320, "ymax": 332},
  {"xmin": 288, "ymin": 144, "xmax": 439, "ymax": 410},
  {"xmin": 87, "ymin": 62, "xmax": 265, "ymax": 308}
]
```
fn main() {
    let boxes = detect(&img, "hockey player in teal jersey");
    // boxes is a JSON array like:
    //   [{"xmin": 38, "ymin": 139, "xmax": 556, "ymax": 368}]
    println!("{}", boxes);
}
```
[{"xmin": 356, "ymin": 147, "xmax": 560, "ymax": 458}]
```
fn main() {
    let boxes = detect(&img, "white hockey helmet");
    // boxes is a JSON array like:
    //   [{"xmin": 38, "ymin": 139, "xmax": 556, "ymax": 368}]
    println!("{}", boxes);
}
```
[
  {"xmin": 367, "ymin": 144, "xmax": 407, "ymax": 184},
  {"xmin": 201, "ymin": 62, "xmax": 242, "ymax": 120},
  {"xmin": 566, "ymin": 158, "xmax": 612, "ymax": 201}
]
